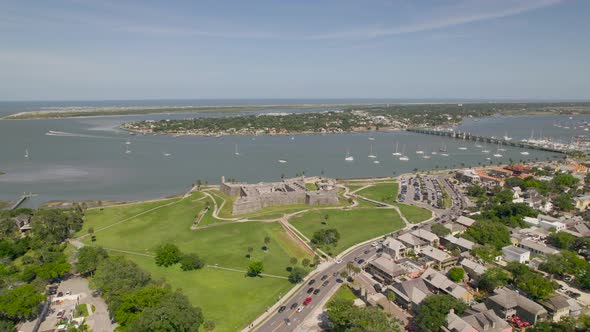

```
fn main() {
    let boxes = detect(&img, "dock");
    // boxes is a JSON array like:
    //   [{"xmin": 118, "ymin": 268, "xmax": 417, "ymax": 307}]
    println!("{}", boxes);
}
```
[
  {"xmin": 8, "ymin": 193, "xmax": 35, "ymax": 210},
  {"xmin": 406, "ymin": 128, "xmax": 567, "ymax": 154}
]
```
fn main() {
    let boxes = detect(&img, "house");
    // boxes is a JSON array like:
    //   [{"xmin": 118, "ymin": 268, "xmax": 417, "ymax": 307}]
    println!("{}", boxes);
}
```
[
  {"xmin": 444, "ymin": 222, "xmax": 467, "ymax": 235},
  {"xmin": 382, "ymin": 238, "xmax": 407, "ymax": 260},
  {"xmin": 456, "ymin": 169, "xmax": 481, "ymax": 184},
  {"xmin": 455, "ymin": 216, "xmax": 476, "ymax": 228},
  {"xmin": 567, "ymin": 298, "xmax": 582, "ymax": 317},
  {"xmin": 502, "ymin": 245, "xmax": 530, "ymax": 263},
  {"xmin": 421, "ymin": 268, "xmax": 473, "ymax": 303},
  {"xmin": 398, "ymin": 232, "xmax": 426, "ymax": 252},
  {"xmin": 488, "ymin": 168, "xmax": 514, "ymax": 179},
  {"xmin": 518, "ymin": 239, "xmax": 559, "ymax": 256},
  {"xmin": 421, "ymin": 245, "xmax": 458, "ymax": 270},
  {"xmin": 540, "ymin": 294, "xmax": 571, "ymax": 322},
  {"xmin": 537, "ymin": 214, "xmax": 566, "ymax": 232},
  {"xmin": 13, "ymin": 214, "xmax": 32, "ymax": 232},
  {"xmin": 512, "ymin": 187, "xmax": 524, "ymax": 204},
  {"xmin": 411, "ymin": 229, "xmax": 440, "ymax": 247},
  {"xmin": 506, "ymin": 164, "xmax": 532, "ymax": 175},
  {"xmin": 389, "ymin": 278, "xmax": 432, "ymax": 309},
  {"xmin": 460, "ymin": 258, "xmax": 487, "ymax": 282},
  {"xmin": 523, "ymin": 189, "xmax": 552, "ymax": 212},
  {"xmin": 442, "ymin": 235, "xmax": 475, "ymax": 252},
  {"xmin": 574, "ymin": 195, "xmax": 590, "ymax": 211},
  {"xmin": 485, "ymin": 287, "xmax": 548, "ymax": 324},
  {"xmin": 365, "ymin": 255, "xmax": 406, "ymax": 284},
  {"xmin": 444, "ymin": 308, "xmax": 512, "ymax": 332},
  {"xmin": 474, "ymin": 169, "xmax": 504, "ymax": 187}
]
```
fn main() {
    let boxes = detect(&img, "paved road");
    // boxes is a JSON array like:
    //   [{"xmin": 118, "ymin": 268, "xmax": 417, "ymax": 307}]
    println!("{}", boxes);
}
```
[{"xmin": 255, "ymin": 243, "xmax": 378, "ymax": 332}]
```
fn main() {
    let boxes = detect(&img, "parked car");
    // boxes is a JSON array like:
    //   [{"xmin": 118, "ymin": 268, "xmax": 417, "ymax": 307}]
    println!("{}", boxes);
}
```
[
  {"xmin": 290, "ymin": 302, "xmax": 298, "ymax": 310},
  {"xmin": 278, "ymin": 306, "xmax": 286, "ymax": 313},
  {"xmin": 364, "ymin": 250, "xmax": 370, "ymax": 254},
  {"xmin": 303, "ymin": 297, "xmax": 312, "ymax": 305},
  {"xmin": 322, "ymin": 280, "xmax": 330, "ymax": 287},
  {"xmin": 307, "ymin": 287, "xmax": 314, "ymax": 294},
  {"xmin": 284, "ymin": 318, "xmax": 291, "ymax": 326},
  {"xmin": 357, "ymin": 259, "xmax": 365, "ymax": 265},
  {"xmin": 374, "ymin": 283, "xmax": 382, "ymax": 292},
  {"xmin": 308, "ymin": 279, "xmax": 316, "ymax": 285},
  {"xmin": 297, "ymin": 306, "xmax": 304, "ymax": 312},
  {"xmin": 56, "ymin": 309, "xmax": 65, "ymax": 318},
  {"xmin": 313, "ymin": 288, "xmax": 321, "ymax": 295},
  {"xmin": 321, "ymin": 275, "xmax": 328, "ymax": 281}
]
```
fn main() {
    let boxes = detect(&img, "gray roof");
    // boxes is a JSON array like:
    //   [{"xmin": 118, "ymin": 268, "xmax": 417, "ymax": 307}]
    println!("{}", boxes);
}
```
[
  {"xmin": 391, "ymin": 278, "xmax": 432, "ymax": 305},
  {"xmin": 455, "ymin": 216, "xmax": 476, "ymax": 227},
  {"xmin": 411, "ymin": 229, "xmax": 439, "ymax": 243},
  {"xmin": 460, "ymin": 258, "xmax": 487, "ymax": 276},
  {"xmin": 541, "ymin": 294, "xmax": 570, "ymax": 312},
  {"xmin": 519, "ymin": 239, "xmax": 559, "ymax": 255},
  {"xmin": 463, "ymin": 309, "xmax": 510, "ymax": 331},
  {"xmin": 488, "ymin": 287, "xmax": 547, "ymax": 315},
  {"xmin": 421, "ymin": 245, "xmax": 453, "ymax": 262},
  {"xmin": 421, "ymin": 267, "xmax": 470, "ymax": 300},
  {"xmin": 502, "ymin": 245, "xmax": 530, "ymax": 256},
  {"xmin": 398, "ymin": 233, "xmax": 426, "ymax": 247},
  {"xmin": 443, "ymin": 235, "xmax": 475, "ymax": 250},
  {"xmin": 369, "ymin": 256, "xmax": 406, "ymax": 278}
]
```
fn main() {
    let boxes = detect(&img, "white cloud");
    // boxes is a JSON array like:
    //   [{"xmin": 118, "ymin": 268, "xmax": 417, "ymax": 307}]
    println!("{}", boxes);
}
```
[{"xmin": 311, "ymin": 0, "xmax": 564, "ymax": 39}]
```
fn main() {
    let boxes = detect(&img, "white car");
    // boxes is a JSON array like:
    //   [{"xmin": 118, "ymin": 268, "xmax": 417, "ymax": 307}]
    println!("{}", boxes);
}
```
[
  {"xmin": 371, "ymin": 242, "xmax": 378, "ymax": 247},
  {"xmin": 297, "ymin": 306, "xmax": 305, "ymax": 312},
  {"xmin": 335, "ymin": 258, "xmax": 342, "ymax": 264}
]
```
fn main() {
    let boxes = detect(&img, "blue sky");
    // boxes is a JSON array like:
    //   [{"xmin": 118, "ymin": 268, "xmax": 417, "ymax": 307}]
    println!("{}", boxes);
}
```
[{"xmin": 1, "ymin": 0, "xmax": 589, "ymax": 100}]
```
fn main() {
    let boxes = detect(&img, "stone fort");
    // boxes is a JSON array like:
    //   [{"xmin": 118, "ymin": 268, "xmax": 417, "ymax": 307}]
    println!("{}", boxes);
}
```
[{"xmin": 220, "ymin": 176, "xmax": 339, "ymax": 215}]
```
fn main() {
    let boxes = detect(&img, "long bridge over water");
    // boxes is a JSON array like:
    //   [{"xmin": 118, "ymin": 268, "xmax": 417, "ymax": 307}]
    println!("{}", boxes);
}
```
[{"xmin": 406, "ymin": 128, "xmax": 567, "ymax": 154}]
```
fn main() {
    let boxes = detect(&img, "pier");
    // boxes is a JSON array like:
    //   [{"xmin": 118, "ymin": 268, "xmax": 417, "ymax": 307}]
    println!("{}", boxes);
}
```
[
  {"xmin": 8, "ymin": 193, "xmax": 35, "ymax": 210},
  {"xmin": 406, "ymin": 128, "xmax": 567, "ymax": 154}
]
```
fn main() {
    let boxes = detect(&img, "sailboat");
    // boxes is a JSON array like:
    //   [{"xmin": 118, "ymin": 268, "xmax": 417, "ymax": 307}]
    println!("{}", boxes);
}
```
[
  {"xmin": 278, "ymin": 159, "xmax": 287, "ymax": 164},
  {"xmin": 481, "ymin": 144, "xmax": 490, "ymax": 154},
  {"xmin": 399, "ymin": 145, "xmax": 409, "ymax": 161},
  {"xmin": 125, "ymin": 140, "xmax": 131, "ymax": 145},
  {"xmin": 439, "ymin": 143, "xmax": 448, "ymax": 153},
  {"xmin": 368, "ymin": 135, "xmax": 376, "ymax": 141},
  {"xmin": 163, "ymin": 152, "xmax": 172, "ymax": 157},
  {"xmin": 416, "ymin": 146, "xmax": 424, "ymax": 154},
  {"xmin": 392, "ymin": 142, "xmax": 401, "ymax": 156},
  {"xmin": 497, "ymin": 142, "xmax": 506, "ymax": 152},
  {"xmin": 458, "ymin": 144, "xmax": 467, "ymax": 150},
  {"xmin": 493, "ymin": 144, "xmax": 503, "ymax": 158},
  {"xmin": 373, "ymin": 160, "xmax": 380, "ymax": 164},
  {"xmin": 24, "ymin": 148, "xmax": 29, "ymax": 159},
  {"xmin": 125, "ymin": 145, "xmax": 132, "ymax": 154},
  {"xmin": 345, "ymin": 149, "xmax": 354, "ymax": 162},
  {"xmin": 520, "ymin": 151, "xmax": 530, "ymax": 155},
  {"xmin": 368, "ymin": 144, "xmax": 377, "ymax": 159},
  {"xmin": 234, "ymin": 144, "xmax": 240, "ymax": 156},
  {"xmin": 503, "ymin": 131, "xmax": 512, "ymax": 141}
]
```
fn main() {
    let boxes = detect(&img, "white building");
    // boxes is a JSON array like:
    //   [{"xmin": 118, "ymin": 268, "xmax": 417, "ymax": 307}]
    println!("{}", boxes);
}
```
[
  {"xmin": 537, "ymin": 214, "xmax": 566, "ymax": 232},
  {"xmin": 502, "ymin": 245, "xmax": 531, "ymax": 263}
]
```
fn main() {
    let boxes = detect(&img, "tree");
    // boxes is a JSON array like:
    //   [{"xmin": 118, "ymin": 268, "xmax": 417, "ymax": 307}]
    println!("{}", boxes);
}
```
[
  {"xmin": 0, "ymin": 320, "xmax": 15, "ymax": 332},
  {"xmin": 463, "ymin": 221, "xmax": 511, "ymax": 249},
  {"xmin": 93, "ymin": 256, "xmax": 151, "ymax": 304},
  {"xmin": 264, "ymin": 236, "xmax": 271, "ymax": 249},
  {"xmin": 311, "ymin": 229, "xmax": 340, "ymax": 246},
  {"xmin": 507, "ymin": 263, "xmax": 557, "ymax": 300},
  {"xmin": 76, "ymin": 246, "xmax": 108, "ymax": 276},
  {"xmin": 154, "ymin": 244, "xmax": 182, "ymax": 267},
  {"xmin": 323, "ymin": 214, "xmax": 329, "ymax": 225},
  {"xmin": 289, "ymin": 257, "xmax": 298, "ymax": 266},
  {"xmin": 247, "ymin": 246, "xmax": 254, "ymax": 259},
  {"xmin": 346, "ymin": 262, "xmax": 355, "ymax": 276},
  {"xmin": 126, "ymin": 292, "xmax": 203, "ymax": 332},
  {"xmin": 302, "ymin": 258, "xmax": 310, "ymax": 267},
  {"xmin": 0, "ymin": 284, "xmax": 45, "ymax": 321},
  {"xmin": 414, "ymin": 294, "xmax": 467, "ymax": 332},
  {"xmin": 471, "ymin": 244, "xmax": 500, "ymax": 263},
  {"xmin": 478, "ymin": 267, "xmax": 511, "ymax": 292},
  {"xmin": 448, "ymin": 267, "xmax": 465, "ymax": 282},
  {"xmin": 547, "ymin": 232, "xmax": 576, "ymax": 250},
  {"xmin": 326, "ymin": 298, "xmax": 401, "ymax": 332},
  {"xmin": 247, "ymin": 261, "xmax": 264, "ymax": 277},
  {"xmin": 430, "ymin": 223, "xmax": 451, "ymax": 237},
  {"xmin": 179, "ymin": 253, "xmax": 204, "ymax": 271},
  {"xmin": 203, "ymin": 320, "xmax": 216, "ymax": 332},
  {"xmin": 554, "ymin": 194, "xmax": 574, "ymax": 211},
  {"xmin": 289, "ymin": 267, "xmax": 307, "ymax": 284},
  {"xmin": 114, "ymin": 285, "xmax": 170, "ymax": 327}
]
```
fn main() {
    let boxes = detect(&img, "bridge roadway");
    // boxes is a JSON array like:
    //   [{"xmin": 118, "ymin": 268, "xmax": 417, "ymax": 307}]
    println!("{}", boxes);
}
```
[{"xmin": 406, "ymin": 128, "xmax": 565, "ymax": 154}]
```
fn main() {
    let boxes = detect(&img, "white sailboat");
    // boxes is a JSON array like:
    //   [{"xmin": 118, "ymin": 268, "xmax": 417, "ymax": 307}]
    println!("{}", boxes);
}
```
[
  {"xmin": 234, "ymin": 144, "xmax": 240, "ymax": 156},
  {"xmin": 278, "ymin": 159, "xmax": 287, "ymax": 164},
  {"xmin": 368, "ymin": 144, "xmax": 377, "ymax": 159},
  {"xmin": 345, "ymin": 149, "xmax": 354, "ymax": 162},
  {"xmin": 163, "ymin": 153, "xmax": 171, "ymax": 157},
  {"xmin": 373, "ymin": 160, "xmax": 380, "ymax": 164},
  {"xmin": 503, "ymin": 131, "xmax": 512, "ymax": 141},
  {"xmin": 439, "ymin": 143, "xmax": 448, "ymax": 153},
  {"xmin": 399, "ymin": 145, "xmax": 409, "ymax": 161},
  {"xmin": 125, "ymin": 145, "xmax": 132, "ymax": 154},
  {"xmin": 416, "ymin": 146, "xmax": 424, "ymax": 154},
  {"xmin": 368, "ymin": 136, "xmax": 375, "ymax": 141},
  {"xmin": 24, "ymin": 148, "xmax": 29, "ymax": 159},
  {"xmin": 493, "ymin": 144, "xmax": 503, "ymax": 157},
  {"xmin": 520, "ymin": 151, "xmax": 530, "ymax": 155},
  {"xmin": 482, "ymin": 144, "xmax": 490, "ymax": 153},
  {"xmin": 125, "ymin": 140, "xmax": 131, "ymax": 145},
  {"xmin": 392, "ymin": 142, "xmax": 401, "ymax": 156},
  {"xmin": 497, "ymin": 142, "xmax": 506, "ymax": 152}
]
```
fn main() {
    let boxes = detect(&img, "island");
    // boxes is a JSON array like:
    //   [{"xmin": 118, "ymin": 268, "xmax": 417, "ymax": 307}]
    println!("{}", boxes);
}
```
[{"xmin": 121, "ymin": 102, "xmax": 590, "ymax": 137}]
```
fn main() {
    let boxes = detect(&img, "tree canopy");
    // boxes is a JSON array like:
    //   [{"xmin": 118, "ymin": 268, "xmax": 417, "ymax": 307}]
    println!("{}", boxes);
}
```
[
  {"xmin": 414, "ymin": 294, "xmax": 467, "ymax": 332},
  {"xmin": 154, "ymin": 244, "xmax": 182, "ymax": 267},
  {"xmin": 463, "ymin": 221, "xmax": 511, "ymax": 249},
  {"xmin": 326, "ymin": 298, "xmax": 402, "ymax": 332},
  {"xmin": 76, "ymin": 246, "xmax": 108, "ymax": 275}
]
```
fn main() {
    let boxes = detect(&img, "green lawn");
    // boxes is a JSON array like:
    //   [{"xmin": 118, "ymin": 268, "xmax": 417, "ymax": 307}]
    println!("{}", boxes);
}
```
[
  {"xmin": 331, "ymin": 284, "xmax": 357, "ymax": 302},
  {"xmin": 356, "ymin": 182, "xmax": 399, "ymax": 205},
  {"xmin": 83, "ymin": 195, "xmax": 313, "ymax": 331},
  {"xmin": 305, "ymin": 183, "xmax": 318, "ymax": 191},
  {"xmin": 74, "ymin": 303, "xmax": 89, "ymax": 318},
  {"xmin": 118, "ymin": 254, "xmax": 293, "ymax": 332},
  {"xmin": 290, "ymin": 208, "xmax": 405, "ymax": 255},
  {"xmin": 396, "ymin": 204, "xmax": 432, "ymax": 223},
  {"xmin": 77, "ymin": 196, "xmax": 184, "ymax": 236}
]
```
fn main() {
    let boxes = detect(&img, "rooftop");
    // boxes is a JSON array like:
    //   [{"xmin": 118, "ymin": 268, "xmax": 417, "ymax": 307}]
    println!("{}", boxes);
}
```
[
  {"xmin": 422, "ymin": 245, "xmax": 453, "ymax": 262},
  {"xmin": 502, "ymin": 245, "xmax": 530, "ymax": 256},
  {"xmin": 455, "ymin": 216, "xmax": 476, "ymax": 227}
]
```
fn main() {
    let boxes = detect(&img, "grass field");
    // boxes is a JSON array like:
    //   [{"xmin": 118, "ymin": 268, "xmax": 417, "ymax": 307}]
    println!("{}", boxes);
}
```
[
  {"xmin": 396, "ymin": 204, "xmax": 432, "ymax": 223},
  {"xmin": 356, "ymin": 182, "xmax": 399, "ymax": 205},
  {"xmin": 290, "ymin": 208, "xmax": 404, "ymax": 255},
  {"xmin": 121, "ymin": 254, "xmax": 293, "ymax": 332},
  {"xmin": 82, "ymin": 195, "xmax": 313, "ymax": 331},
  {"xmin": 330, "ymin": 285, "xmax": 357, "ymax": 302}
]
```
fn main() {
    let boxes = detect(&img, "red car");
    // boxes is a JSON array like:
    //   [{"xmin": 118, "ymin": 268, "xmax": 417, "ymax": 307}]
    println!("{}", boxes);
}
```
[{"xmin": 303, "ymin": 297, "xmax": 312, "ymax": 305}]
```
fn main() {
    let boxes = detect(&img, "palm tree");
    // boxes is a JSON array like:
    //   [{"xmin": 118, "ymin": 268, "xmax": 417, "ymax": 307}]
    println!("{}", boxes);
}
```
[
  {"xmin": 264, "ymin": 236, "xmax": 271, "ymax": 250},
  {"xmin": 247, "ymin": 246, "xmax": 254, "ymax": 259},
  {"xmin": 290, "ymin": 257, "xmax": 298, "ymax": 266},
  {"xmin": 346, "ymin": 262, "xmax": 355, "ymax": 276}
]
